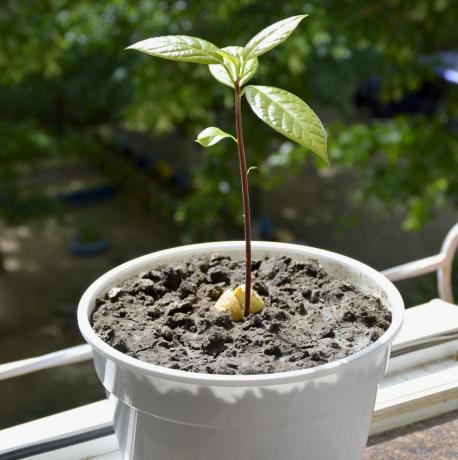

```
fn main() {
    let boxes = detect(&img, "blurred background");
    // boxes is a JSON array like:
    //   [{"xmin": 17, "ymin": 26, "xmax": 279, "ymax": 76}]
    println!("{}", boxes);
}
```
[{"xmin": 1, "ymin": 0, "xmax": 457, "ymax": 428}]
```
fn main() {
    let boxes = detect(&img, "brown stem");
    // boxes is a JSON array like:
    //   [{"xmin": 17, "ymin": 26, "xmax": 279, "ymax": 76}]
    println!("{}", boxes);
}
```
[{"xmin": 234, "ymin": 80, "xmax": 252, "ymax": 317}]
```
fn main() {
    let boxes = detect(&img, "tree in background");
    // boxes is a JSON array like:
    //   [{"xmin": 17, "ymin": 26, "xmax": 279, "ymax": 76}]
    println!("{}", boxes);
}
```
[{"xmin": 1, "ymin": 0, "xmax": 457, "ymax": 245}]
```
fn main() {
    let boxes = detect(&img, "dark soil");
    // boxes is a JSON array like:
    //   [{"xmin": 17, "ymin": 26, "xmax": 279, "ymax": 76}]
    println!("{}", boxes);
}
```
[{"xmin": 91, "ymin": 254, "xmax": 391, "ymax": 375}]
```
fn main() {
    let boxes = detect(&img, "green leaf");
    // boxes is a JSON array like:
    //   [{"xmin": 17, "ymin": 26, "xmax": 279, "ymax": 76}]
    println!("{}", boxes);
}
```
[
  {"xmin": 209, "ymin": 46, "xmax": 258, "ymax": 88},
  {"xmin": 214, "ymin": 49, "xmax": 240, "ymax": 67},
  {"xmin": 126, "ymin": 35, "xmax": 223, "ymax": 65},
  {"xmin": 245, "ymin": 85, "xmax": 328, "ymax": 162},
  {"xmin": 196, "ymin": 127, "xmax": 237, "ymax": 147},
  {"xmin": 244, "ymin": 15, "xmax": 308, "ymax": 58}
]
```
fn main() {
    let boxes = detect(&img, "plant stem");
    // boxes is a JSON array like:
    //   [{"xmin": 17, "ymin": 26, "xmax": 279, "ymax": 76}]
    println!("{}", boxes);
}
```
[{"xmin": 234, "ymin": 79, "xmax": 252, "ymax": 317}]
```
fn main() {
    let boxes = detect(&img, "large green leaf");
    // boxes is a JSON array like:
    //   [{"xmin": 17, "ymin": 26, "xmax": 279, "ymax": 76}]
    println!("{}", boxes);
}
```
[
  {"xmin": 196, "ymin": 127, "xmax": 237, "ymax": 147},
  {"xmin": 245, "ymin": 85, "xmax": 328, "ymax": 162},
  {"xmin": 126, "ymin": 35, "xmax": 223, "ymax": 65},
  {"xmin": 209, "ymin": 46, "xmax": 258, "ymax": 88},
  {"xmin": 244, "ymin": 15, "xmax": 307, "ymax": 58}
]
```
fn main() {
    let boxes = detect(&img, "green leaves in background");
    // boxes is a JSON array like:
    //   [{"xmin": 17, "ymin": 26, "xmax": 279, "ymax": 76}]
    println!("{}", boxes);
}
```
[
  {"xmin": 126, "ymin": 35, "xmax": 223, "ymax": 65},
  {"xmin": 3, "ymin": 2, "xmax": 457, "ymax": 236},
  {"xmin": 243, "ymin": 15, "xmax": 307, "ymax": 58},
  {"xmin": 209, "ymin": 46, "xmax": 258, "ymax": 88},
  {"xmin": 196, "ymin": 127, "xmax": 237, "ymax": 147},
  {"xmin": 245, "ymin": 85, "xmax": 328, "ymax": 163}
]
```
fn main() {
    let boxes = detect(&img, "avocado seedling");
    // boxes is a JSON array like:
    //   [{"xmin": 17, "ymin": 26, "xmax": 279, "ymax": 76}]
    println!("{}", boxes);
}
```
[{"xmin": 127, "ymin": 15, "xmax": 328, "ymax": 319}]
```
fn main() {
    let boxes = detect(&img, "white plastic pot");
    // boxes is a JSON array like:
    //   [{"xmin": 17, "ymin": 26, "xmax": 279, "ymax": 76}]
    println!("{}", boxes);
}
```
[{"xmin": 78, "ymin": 241, "xmax": 404, "ymax": 460}]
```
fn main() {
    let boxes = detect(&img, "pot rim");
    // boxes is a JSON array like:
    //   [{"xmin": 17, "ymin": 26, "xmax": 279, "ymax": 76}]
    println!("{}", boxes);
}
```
[{"xmin": 78, "ymin": 241, "xmax": 404, "ymax": 386}]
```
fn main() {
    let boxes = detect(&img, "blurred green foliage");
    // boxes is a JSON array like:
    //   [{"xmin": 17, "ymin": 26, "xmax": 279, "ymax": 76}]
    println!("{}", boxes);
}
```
[
  {"xmin": 0, "ymin": 120, "xmax": 58, "ymax": 223},
  {"xmin": 1, "ymin": 0, "xmax": 457, "ymax": 237}
]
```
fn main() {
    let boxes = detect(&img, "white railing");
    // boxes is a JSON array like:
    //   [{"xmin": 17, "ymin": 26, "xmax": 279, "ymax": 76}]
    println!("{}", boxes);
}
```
[
  {"xmin": 0, "ymin": 344, "xmax": 92, "ymax": 381},
  {"xmin": 0, "ymin": 223, "xmax": 456, "ymax": 383},
  {"xmin": 382, "ymin": 223, "xmax": 458, "ymax": 304}
]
